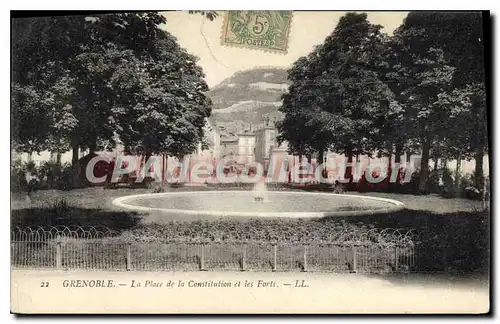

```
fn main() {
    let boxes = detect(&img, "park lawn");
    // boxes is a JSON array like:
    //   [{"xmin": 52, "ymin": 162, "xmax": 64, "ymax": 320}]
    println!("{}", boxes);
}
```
[{"xmin": 354, "ymin": 192, "xmax": 485, "ymax": 214}]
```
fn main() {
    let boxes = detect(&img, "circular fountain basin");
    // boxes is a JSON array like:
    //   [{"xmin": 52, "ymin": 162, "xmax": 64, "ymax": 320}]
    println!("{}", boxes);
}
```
[{"xmin": 112, "ymin": 191, "xmax": 405, "ymax": 218}]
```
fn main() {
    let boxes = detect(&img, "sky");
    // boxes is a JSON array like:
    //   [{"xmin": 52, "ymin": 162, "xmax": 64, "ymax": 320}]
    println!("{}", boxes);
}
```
[{"xmin": 161, "ymin": 11, "xmax": 409, "ymax": 88}]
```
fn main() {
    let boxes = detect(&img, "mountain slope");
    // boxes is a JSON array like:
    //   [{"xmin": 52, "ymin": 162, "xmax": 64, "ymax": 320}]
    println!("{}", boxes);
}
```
[{"xmin": 207, "ymin": 67, "xmax": 290, "ymax": 132}]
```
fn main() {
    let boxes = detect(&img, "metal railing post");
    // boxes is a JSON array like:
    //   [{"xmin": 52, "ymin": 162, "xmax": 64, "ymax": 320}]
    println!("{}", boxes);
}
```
[
  {"xmin": 272, "ymin": 244, "xmax": 277, "ymax": 272},
  {"xmin": 394, "ymin": 245, "xmax": 399, "ymax": 272},
  {"xmin": 241, "ymin": 245, "xmax": 247, "ymax": 271},
  {"xmin": 303, "ymin": 245, "xmax": 308, "ymax": 272},
  {"xmin": 56, "ymin": 235, "xmax": 62, "ymax": 270},
  {"xmin": 200, "ymin": 243, "xmax": 206, "ymax": 271},
  {"xmin": 126, "ymin": 243, "xmax": 132, "ymax": 271},
  {"xmin": 351, "ymin": 243, "xmax": 357, "ymax": 273}
]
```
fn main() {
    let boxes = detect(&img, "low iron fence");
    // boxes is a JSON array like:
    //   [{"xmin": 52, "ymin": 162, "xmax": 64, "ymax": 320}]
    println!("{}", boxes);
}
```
[{"xmin": 11, "ymin": 226, "xmax": 418, "ymax": 273}]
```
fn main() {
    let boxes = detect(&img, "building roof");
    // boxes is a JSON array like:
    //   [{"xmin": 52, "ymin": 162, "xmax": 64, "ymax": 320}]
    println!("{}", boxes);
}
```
[
  {"xmin": 237, "ymin": 131, "xmax": 255, "ymax": 136},
  {"xmin": 221, "ymin": 136, "xmax": 239, "ymax": 143}
]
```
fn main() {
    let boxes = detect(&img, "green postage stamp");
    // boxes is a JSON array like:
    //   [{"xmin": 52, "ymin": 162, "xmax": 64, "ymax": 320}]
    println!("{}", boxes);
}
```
[{"xmin": 221, "ymin": 11, "xmax": 293, "ymax": 54}]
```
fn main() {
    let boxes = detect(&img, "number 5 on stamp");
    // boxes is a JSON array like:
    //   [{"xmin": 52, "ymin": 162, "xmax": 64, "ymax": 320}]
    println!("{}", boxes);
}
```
[{"xmin": 221, "ymin": 11, "xmax": 293, "ymax": 54}]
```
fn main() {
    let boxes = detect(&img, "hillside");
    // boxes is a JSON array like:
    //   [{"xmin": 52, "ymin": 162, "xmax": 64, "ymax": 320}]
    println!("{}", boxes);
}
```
[{"xmin": 207, "ymin": 67, "xmax": 290, "ymax": 132}]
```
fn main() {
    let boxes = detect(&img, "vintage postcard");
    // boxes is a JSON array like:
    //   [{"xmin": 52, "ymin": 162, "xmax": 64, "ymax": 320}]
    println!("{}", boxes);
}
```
[{"xmin": 10, "ymin": 10, "xmax": 490, "ymax": 314}]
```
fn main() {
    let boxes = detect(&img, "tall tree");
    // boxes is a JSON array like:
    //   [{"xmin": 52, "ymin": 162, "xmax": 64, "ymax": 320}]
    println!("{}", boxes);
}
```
[
  {"xmin": 12, "ymin": 16, "xmax": 86, "ymax": 155},
  {"xmin": 111, "ymin": 30, "xmax": 211, "ymax": 159},
  {"xmin": 279, "ymin": 13, "xmax": 399, "ymax": 182},
  {"xmin": 391, "ymin": 32, "xmax": 458, "ymax": 193},
  {"xmin": 277, "ymin": 56, "xmax": 318, "ymax": 160},
  {"xmin": 396, "ymin": 12, "xmax": 487, "ymax": 190},
  {"xmin": 12, "ymin": 12, "xmax": 212, "ymax": 170}
]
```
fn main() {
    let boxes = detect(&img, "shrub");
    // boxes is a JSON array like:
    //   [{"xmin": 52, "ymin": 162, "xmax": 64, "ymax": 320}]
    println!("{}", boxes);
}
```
[
  {"xmin": 153, "ymin": 186, "xmax": 166, "ymax": 193},
  {"xmin": 55, "ymin": 163, "xmax": 74, "ymax": 191},
  {"xmin": 150, "ymin": 183, "xmax": 167, "ymax": 193},
  {"xmin": 11, "ymin": 159, "xmax": 29, "ymax": 192},
  {"xmin": 427, "ymin": 169, "xmax": 440, "ymax": 194},
  {"xmin": 457, "ymin": 173, "xmax": 472, "ymax": 195},
  {"xmin": 400, "ymin": 169, "xmax": 420, "ymax": 194},
  {"xmin": 39, "ymin": 161, "xmax": 63, "ymax": 189},
  {"xmin": 450, "ymin": 172, "xmax": 491, "ymax": 201},
  {"xmin": 11, "ymin": 159, "xmax": 76, "ymax": 192},
  {"xmin": 48, "ymin": 198, "xmax": 72, "ymax": 218},
  {"xmin": 168, "ymin": 182, "xmax": 184, "ymax": 188},
  {"xmin": 484, "ymin": 176, "xmax": 490, "ymax": 201},
  {"xmin": 456, "ymin": 173, "xmax": 479, "ymax": 200},
  {"xmin": 439, "ymin": 168, "xmax": 456, "ymax": 198},
  {"xmin": 11, "ymin": 159, "xmax": 39, "ymax": 192}
]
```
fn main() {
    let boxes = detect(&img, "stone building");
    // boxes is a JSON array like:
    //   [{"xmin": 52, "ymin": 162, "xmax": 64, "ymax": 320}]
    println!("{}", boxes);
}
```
[{"xmin": 236, "ymin": 132, "xmax": 255, "ymax": 164}]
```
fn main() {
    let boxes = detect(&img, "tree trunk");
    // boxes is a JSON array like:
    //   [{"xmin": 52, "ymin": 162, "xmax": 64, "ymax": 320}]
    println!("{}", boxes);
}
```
[
  {"xmin": 455, "ymin": 154, "xmax": 461, "ymax": 190},
  {"xmin": 418, "ymin": 138, "xmax": 431, "ymax": 194},
  {"xmin": 299, "ymin": 144, "xmax": 305, "ymax": 163},
  {"xmin": 56, "ymin": 153, "xmax": 62, "ymax": 165},
  {"xmin": 433, "ymin": 156, "xmax": 439, "ymax": 172},
  {"xmin": 317, "ymin": 151, "xmax": 325, "ymax": 184},
  {"xmin": 355, "ymin": 153, "xmax": 361, "ymax": 182},
  {"xmin": 387, "ymin": 147, "xmax": 393, "ymax": 171},
  {"xmin": 144, "ymin": 152, "xmax": 152, "ymax": 163},
  {"xmin": 144, "ymin": 153, "xmax": 152, "ymax": 177},
  {"xmin": 474, "ymin": 144, "xmax": 484, "ymax": 190},
  {"xmin": 71, "ymin": 143, "xmax": 79, "ymax": 166},
  {"xmin": 88, "ymin": 141, "xmax": 97, "ymax": 155},
  {"xmin": 162, "ymin": 154, "xmax": 167, "ymax": 185},
  {"xmin": 392, "ymin": 143, "xmax": 404, "ymax": 187},
  {"xmin": 395, "ymin": 142, "xmax": 403, "ymax": 164},
  {"xmin": 345, "ymin": 148, "xmax": 354, "ymax": 183},
  {"xmin": 317, "ymin": 151, "xmax": 324, "ymax": 166},
  {"xmin": 71, "ymin": 141, "xmax": 80, "ymax": 188},
  {"xmin": 386, "ymin": 146, "xmax": 393, "ymax": 190}
]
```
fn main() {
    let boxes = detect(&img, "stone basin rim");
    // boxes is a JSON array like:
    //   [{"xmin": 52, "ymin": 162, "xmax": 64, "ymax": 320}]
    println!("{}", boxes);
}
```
[{"xmin": 111, "ymin": 191, "xmax": 406, "ymax": 218}]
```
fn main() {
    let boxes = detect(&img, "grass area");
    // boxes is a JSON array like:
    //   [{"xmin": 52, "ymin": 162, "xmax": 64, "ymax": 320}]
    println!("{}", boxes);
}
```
[{"xmin": 10, "ymin": 186, "xmax": 490, "ymax": 273}]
